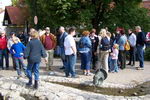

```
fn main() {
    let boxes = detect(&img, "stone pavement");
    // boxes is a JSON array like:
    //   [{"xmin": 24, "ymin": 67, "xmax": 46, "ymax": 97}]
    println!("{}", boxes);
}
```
[
  {"xmin": 0, "ymin": 58, "xmax": 150, "ymax": 99},
  {"xmin": 0, "ymin": 58, "xmax": 150, "ymax": 88}
]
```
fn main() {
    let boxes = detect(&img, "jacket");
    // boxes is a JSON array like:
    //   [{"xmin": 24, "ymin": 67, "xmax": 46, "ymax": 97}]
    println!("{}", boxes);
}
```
[
  {"xmin": 24, "ymin": 38, "xmax": 47, "ymax": 63},
  {"xmin": 40, "ymin": 33, "xmax": 57, "ymax": 49}
]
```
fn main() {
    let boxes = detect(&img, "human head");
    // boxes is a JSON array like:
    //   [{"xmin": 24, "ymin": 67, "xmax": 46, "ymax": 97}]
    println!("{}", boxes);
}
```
[
  {"xmin": 59, "ymin": 26, "xmax": 65, "ymax": 34},
  {"xmin": 90, "ymin": 28, "xmax": 96, "ymax": 36},
  {"xmin": 30, "ymin": 31, "xmax": 39, "ymax": 39},
  {"xmin": 45, "ymin": 27, "xmax": 50, "ymax": 34},
  {"xmin": 10, "ymin": 32, "xmax": 16, "ymax": 37},
  {"xmin": 0, "ymin": 30, "xmax": 6, "ymax": 37},
  {"xmin": 99, "ymin": 29, "xmax": 107, "ymax": 37},
  {"xmin": 135, "ymin": 26, "xmax": 142, "ymax": 33},
  {"xmin": 107, "ymin": 32, "xmax": 111, "ymax": 38},
  {"xmin": 82, "ymin": 31, "xmax": 90, "ymax": 36},
  {"xmin": 68, "ymin": 27, "xmax": 76, "ymax": 36},
  {"xmin": 12, "ymin": 37, "xmax": 20, "ymax": 44},
  {"xmin": 29, "ymin": 28, "xmax": 36, "ymax": 35},
  {"xmin": 113, "ymin": 44, "xmax": 119, "ymax": 49},
  {"xmin": 119, "ymin": 28, "xmax": 125, "ymax": 35},
  {"xmin": 128, "ymin": 29, "xmax": 132, "ymax": 34}
]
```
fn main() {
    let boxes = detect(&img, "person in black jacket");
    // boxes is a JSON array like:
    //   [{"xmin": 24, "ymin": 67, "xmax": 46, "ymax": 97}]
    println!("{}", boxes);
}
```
[
  {"xmin": 24, "ymin": 31, "xmax": 47, "ymax": 89},
  {"xmin": 135, "ymin": 26, "xmax": 146, "ymax": 70},
  {"xmin": 89, "ymin": 29, "xmax": 99, "ymax": 70}
]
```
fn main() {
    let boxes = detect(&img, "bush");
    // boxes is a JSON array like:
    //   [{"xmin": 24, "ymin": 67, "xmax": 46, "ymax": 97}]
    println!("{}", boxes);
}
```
[{"xmin": 145, "ymin": 47, "xmax": 150, "ymax": 61}]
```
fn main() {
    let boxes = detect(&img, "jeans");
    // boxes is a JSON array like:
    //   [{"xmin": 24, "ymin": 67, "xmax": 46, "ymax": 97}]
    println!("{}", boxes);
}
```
[
  {"xmin": 128, "ymin": 46, "xmax": 136, "ymax": 65},
  {"xmin": 118, "ymin": 50, "xmax": 126, "ymax": 69},
  {"xmin": 110, "ymin": 59, "xmax": 118, "ymax": 72},
  {"xmin": 0, "ymin": 49, "xmax": 9, "ymax": 69},
  {"xmin": 60, "ymin": 47, "xmax": 67, "ymax": 68},
  {"xmin": 46, "ymin": 49, "xmax": 54, "ymax": 70},
  {"xmin": 80, "ymin": 52, "xmax": 91, "ymax": 70},
  {"xmin": 26, "ymin": 62, "xmax": 40, "ymax": 81},
  {"xmin": 137, "ymin": 45, "xmax": 144, "ymax": 68},
  {"xmin": 65, "ymin": 54, "xmax": 76, "ymax": 77},
  {"xmin": 14, "ymin": 57, "xmax": 26, "ymax": 75}
]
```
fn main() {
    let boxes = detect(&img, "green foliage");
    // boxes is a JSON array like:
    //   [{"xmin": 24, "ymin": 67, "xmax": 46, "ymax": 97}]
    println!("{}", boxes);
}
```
[
  {"xmin": 25, "ymin": 0, "xmax": 150, "ymax": 33},
  {"xmin": 11, "ymin": 0, "xmax": 19, "ymax": 6},
  {"xmin": 145, "ymin": 47, "xmax": 150, "ymax": 61}
]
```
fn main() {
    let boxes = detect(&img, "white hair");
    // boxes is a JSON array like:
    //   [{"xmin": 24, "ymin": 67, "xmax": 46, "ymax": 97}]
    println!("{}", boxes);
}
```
[{"xmin": 59, "ymin": 26, "xmax": 65, "ymax": 31}]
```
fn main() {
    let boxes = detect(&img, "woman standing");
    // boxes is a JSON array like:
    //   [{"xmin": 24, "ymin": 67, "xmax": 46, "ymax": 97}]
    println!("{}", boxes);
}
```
[
  {"xmin": 78, "ymin": 31, "xmax": 92, "ymax": 76},
  {"xmin": 99, "ymin": 29, "xmax": 110, "ymax": 73},
  {"xmin": 24, "ymin": 31, "xmax": 47, "ymax": 89}
]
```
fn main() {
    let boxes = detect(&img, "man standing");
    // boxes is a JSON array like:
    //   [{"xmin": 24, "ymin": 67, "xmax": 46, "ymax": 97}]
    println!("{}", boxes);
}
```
[
  {"xmin": 127, "ymin": 29, "xmax": 137, "ymax": 66},
  {"xmin": 40, "ymin": 27, "xmax": 57, "ymax": 71},
  {"xmin": 0, "ymin": 30, "xmax": 9, "ymax": 70},
  {"xmin": 64, "ymin": 28, "xmax": 78, "ymax": 78},
  {"xmin": 135, "ymin": 26, "xmax": 146, "ymax": 70},
  {"xmin": 59, "ymin": 26, "xmax": 68, "ymax": 70}
]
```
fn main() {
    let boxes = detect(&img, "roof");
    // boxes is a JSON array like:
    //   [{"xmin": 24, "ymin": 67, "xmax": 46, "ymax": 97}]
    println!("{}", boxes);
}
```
[
  {"xmin": 143, "ymin": 1, "xmax": 150, "ymax": 10},
  {"xmin": 3, "ymin": 6, "xmax": 29, "ymax": 26}
]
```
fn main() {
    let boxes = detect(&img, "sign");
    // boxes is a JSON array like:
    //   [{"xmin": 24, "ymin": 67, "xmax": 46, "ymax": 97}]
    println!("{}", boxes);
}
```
[{"xmin": 34, "ymin": 16, "xmax": 38, "ymax": 25}]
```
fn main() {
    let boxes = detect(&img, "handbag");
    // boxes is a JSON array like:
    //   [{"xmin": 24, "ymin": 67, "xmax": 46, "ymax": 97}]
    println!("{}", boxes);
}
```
[{"xmin": 124, "ymin": 40, "xmax": 130, "ymax": 51}]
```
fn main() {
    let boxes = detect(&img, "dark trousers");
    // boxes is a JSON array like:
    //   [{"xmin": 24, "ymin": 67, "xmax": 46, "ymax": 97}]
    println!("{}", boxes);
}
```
[
  {"xmin": 118, "ymin": 50, "xmax": 126, "ymax": 69},
  {"xmin": 128, "ymin": 46, "xmax": 136, "ymax": 65},
  {"xmin": 91, "ymin": 51, "xmax": 98, "ymax": 69},
  {"xmin": 0, "ymin": 49, "xmax": 9, "ymax": 69}
]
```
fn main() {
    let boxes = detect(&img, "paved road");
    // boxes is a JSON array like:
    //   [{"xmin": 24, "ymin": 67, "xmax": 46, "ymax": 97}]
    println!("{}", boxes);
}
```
[{"xmin": 0, "ymin": 57, "xmax": 150, "ymax": 86}]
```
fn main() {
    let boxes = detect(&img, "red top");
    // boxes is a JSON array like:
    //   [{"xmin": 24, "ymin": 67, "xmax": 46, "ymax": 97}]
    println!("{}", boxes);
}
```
[
  {"xmin": 0, "ymin": 36, "xmax": 7, "ymax": 50},
  {"xmin": 44, "ymin": 35, "xmax": 53, "ymax": 50}
]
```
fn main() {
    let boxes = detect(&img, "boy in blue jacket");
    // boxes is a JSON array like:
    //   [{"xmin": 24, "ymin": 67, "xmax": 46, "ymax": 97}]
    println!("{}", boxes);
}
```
[{"xmin": 10, "ymin": 37, "xmax": 26, "ymax": 79}]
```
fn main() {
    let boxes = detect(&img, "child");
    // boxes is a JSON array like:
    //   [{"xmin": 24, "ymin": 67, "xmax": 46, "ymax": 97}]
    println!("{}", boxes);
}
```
[
  {"xmin": 10, "ymin": 37, "xmax": 26, "ymax": 78},
  {"xmin": 110, "ymin": 44, "xmax": 119, "ymax": 72}
]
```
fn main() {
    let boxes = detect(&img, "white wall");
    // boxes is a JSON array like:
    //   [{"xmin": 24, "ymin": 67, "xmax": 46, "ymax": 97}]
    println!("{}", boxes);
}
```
[{"xmin": 0, "ymin": 0, "xmax": 12, "ymax": 30}]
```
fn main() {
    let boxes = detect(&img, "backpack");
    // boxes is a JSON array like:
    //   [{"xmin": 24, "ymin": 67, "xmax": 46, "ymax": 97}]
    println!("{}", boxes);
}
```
[
  {"xmin": 124, "ymin": 40, "xmax": 130, "ymax": 51},
  {"xmin": 100, "ymin": 37, "xmax": 110, "ymax": 51},
  {"xmin": 78, "ymin": 39, "xmax": 85, "ymax": 48}
]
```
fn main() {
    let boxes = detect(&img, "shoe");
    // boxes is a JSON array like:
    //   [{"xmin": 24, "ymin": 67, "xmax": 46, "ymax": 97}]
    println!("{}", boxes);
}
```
[
  {"xmin": 127, "ymin": 63, "xmax": 131, "ymax": 65},
  {"xmin": 86, "ymin": 72, "xmax": 92, "ymax": 76},
  {"xmin": 71, "ymin": 76, "xmax": 79, "ymax": 78},
  {"xmin": 48, "ymin": 71, "xmax": 55, "ymax": 75},
  {"xmin": 137, "ymin": 67, "xmax": 144, "ymax": 70},
  {"xmin": 26, "ymin": 79, "xmax": 32, "ymax": 86},
  {"xmin": 60, "ymin": 67, "xmax": 65, "ymax": 70},
  {"xmin": 17, "ymin": 75, "xmax": 22, "ymax": 79},
  {"xmin": 83, "ymin": 72, "xmax": 86, "ymax": 75},
  {"xmin": 34, "ymin": 80, "xmax": 38, "ymax": 89}
]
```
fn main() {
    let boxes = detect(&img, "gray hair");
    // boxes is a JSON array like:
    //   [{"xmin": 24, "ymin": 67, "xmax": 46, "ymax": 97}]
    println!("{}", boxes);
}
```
[{"xmin": 135, "ymin": 26, "xmax": 141, "ymax": 30}]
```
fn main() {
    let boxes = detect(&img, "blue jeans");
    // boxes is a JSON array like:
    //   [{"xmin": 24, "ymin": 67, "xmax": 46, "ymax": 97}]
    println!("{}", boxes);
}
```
[
  {"xmin": 26, "ymin": 62, "xmax": 40, "ymax": 81},
  {"xmin": 137, "ymin": 45, "xmax": 144, "ymax": 68},
  {"xmin": 110, "ymin": 59, "xmax": 118, "ymax": 72},
  {"xmin": 65, "ymin": 54, "xmax": 76, "ymax": 77},
  {"xmin": 0, "ymin": 49, "xmax": 9, "ymax": 69},
  {"xmin": 14, "ymin": 57, "xmax": 26, "ymax": 75},
  {"xmin": 80, "ymin": 52, "xmax": 91, "ymax": 70},
  {"xmin": 60, "ymin": 47, "xmax": 67, "ymax": 68}
]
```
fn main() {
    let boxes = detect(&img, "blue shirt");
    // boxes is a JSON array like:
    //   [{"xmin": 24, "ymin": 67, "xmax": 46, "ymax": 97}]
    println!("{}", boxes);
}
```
[
  {"xmin": 10, "ymin": 42, "xmax": 26, "ymax": 58},
  {"xmin": 117, "ymin": 35, "xmax": 127, "ymax": 50},
  {"xmin": 78, "ymin": 36, "xmax": 92, "ymax": 53}
]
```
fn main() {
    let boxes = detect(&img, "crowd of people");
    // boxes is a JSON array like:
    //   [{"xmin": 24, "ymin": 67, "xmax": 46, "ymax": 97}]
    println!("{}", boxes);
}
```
[{"xmin": 0, "ymin": 25, "xmax": 149, "ymax": 89}]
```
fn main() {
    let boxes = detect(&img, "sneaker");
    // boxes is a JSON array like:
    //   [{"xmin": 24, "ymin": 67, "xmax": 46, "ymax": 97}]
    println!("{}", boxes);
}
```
[
  {"xmin": 71, "ymin": 76, "xmax": 79, "ymax": 78},
  {"xmin": 48, "ymin": 71, "xmax": 55, "ymax": 75},
  {"xmin": 60, "ymin": 67, "xmax": 65, "ymax": 70},
  {"xmin": 137, "ymin": 67, "xmax": 144, "ymax": 70},
  {"xmin": 17, "ymin": 75, "xmax": 22, "ymax": 79},
  {"xmin": 86, "ymin": 72, "xmax": 92, "ymax": 76}
]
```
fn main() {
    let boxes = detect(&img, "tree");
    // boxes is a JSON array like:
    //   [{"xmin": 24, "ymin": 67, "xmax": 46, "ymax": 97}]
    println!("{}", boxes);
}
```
[{"xmin": 25, "ymin": 0, "xmax": 150, "ymax": 32}]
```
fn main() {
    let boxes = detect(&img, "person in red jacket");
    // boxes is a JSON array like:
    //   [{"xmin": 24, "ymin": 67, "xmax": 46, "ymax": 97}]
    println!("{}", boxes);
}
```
[{"xmin": 0, "ymin": 30, "xmax": 9, "ymax": 70}]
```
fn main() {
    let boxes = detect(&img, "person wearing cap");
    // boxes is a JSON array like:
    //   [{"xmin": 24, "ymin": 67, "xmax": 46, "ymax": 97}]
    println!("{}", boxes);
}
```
[
  {"xmin": 7, "ymin": 32, "xmax": 20, "ymax": 70},
  {"xmin": 10, "ymin": 37, "xmax": 26, "ymax": 79},
  {"xmin": 0, "ymin": 30, "xmax": 9, "ymax": 70},
  {"xmin": 40, "ymin": 27, "xmax": 57, "ymax": 72},
  {"xmin": 59, "ymin": 26, "xmax": 68, "ymax": 70}
]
